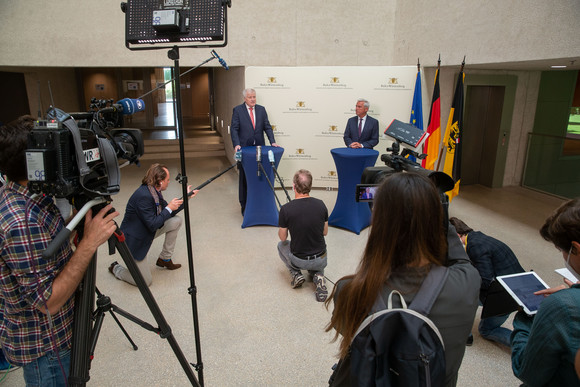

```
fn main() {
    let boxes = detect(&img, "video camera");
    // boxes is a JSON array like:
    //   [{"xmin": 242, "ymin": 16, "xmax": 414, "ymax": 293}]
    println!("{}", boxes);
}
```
[
  {"xmin": 25, "ymin": 98, "xmax": 144, "ymax": 201},
  {"xmin": 358, "ymin": 119, "xmax": 454, "ymax": 197}
]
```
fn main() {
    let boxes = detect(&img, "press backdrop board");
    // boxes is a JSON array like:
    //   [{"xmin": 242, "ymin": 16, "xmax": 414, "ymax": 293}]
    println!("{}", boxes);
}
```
[{"xmin": 245, "ymin": 66, "xmax": 420, "ymax": 188}]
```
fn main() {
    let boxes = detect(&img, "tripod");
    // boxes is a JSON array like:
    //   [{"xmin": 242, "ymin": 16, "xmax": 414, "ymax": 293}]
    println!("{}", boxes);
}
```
[{"xmin": 43, "ymin": 198, "xmax": 201, "ymax": 386}]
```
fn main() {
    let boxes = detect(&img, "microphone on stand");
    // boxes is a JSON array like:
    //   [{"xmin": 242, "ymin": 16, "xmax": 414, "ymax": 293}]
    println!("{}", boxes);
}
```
[
  {"xmin": 211, "ymin": 50, "xmax": 229, "ymax": 70},
  {"xmin": 268, "ymin": 150, "xmax": 275, "ymax": 166},
  {"xmin": 256, "ymin": 146, "xmax": 262, "ymax": 177},
  {"xmin": 116, "ymin": 98, "xmax": 146, "ymax": 115}
]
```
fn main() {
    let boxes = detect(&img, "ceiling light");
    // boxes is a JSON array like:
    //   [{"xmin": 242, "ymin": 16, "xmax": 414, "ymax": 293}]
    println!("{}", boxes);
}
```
[{"xmin": 551, "ymin": 65, "xmax": 567, "ymax": 69}]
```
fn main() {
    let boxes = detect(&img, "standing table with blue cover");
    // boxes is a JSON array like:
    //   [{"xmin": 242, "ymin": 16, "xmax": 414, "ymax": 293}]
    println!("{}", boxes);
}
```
[
  {"xmin": 241, "ymin": 146, "xmax": 284, "ymax": 228},
  {"xmin": 329, "ymin": 147, "xmax": 379, "ymax": 234}
]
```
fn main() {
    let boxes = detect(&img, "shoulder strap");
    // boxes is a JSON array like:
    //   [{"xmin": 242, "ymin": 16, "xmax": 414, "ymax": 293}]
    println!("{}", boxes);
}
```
[
  {"xmin": 408, "ymin": 265, "xmax": 449, "ymax": 315},
  {"xmin": 371, "ymin": 265, "xmax": 449, "ymax": 314}
]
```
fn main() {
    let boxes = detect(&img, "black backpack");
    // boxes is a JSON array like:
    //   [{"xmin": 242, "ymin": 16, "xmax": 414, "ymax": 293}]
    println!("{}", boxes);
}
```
[{"xmin": 329, "ymin": 265, "xmax": 449, "ymax": 387}]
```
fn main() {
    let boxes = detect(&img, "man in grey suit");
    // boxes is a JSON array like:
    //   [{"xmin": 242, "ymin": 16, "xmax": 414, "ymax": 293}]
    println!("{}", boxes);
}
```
[
  {"xmin": 343, "ymin": 98, "xmax": 379, "ymax": 149},
  {"xmin": 231, "ymin": 88, "xmax": 279, "ymax": 213}
]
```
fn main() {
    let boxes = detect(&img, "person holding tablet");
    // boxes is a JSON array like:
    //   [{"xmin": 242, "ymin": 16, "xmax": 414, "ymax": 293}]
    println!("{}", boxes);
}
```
[{"xmin": 511, "ymin": 198, "xmax": 580, "ymax": 387}]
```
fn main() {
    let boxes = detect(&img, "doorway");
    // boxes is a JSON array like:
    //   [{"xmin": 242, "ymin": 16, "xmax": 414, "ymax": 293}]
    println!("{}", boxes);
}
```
[{"xmin": 462, "ymin": 85, "xmax": 505, "ymax": 187}]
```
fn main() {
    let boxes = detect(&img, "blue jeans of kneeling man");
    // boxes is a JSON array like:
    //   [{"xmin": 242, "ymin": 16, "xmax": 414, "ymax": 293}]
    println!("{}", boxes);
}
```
[{"xmin": 277, "ymin": 240, "xmax": 327, "ymax": 277}]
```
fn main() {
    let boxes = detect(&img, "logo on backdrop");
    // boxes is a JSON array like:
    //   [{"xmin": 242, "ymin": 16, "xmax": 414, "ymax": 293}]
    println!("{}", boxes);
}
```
[
  {"xmin": 318, "ymin": 76, "xmax": 351, "ymax": 89},
  {"xmin": 257, "ymin": 76, "xmax": 288, "ymax": 88},
  {"xmin": 271, "ymin": 124, "xmax": 290, "ymax": 137},
  {"xmin": 287, "ymin": 148, "xmax": 316, "ymax": 160},
  {"xmin": 376, "ymin": 76, "xmax": 409, "ymax": 90},
  {"xmin": 316, "ymin": 124, "xmax": 343, "ymax": 137},
  {"xmin": 283, "ymin": 100, "xmax": 316, "ymax": 113},
  {"xmin": 319, "ymin": 170, "xmax": 338, "ymax": 182}
]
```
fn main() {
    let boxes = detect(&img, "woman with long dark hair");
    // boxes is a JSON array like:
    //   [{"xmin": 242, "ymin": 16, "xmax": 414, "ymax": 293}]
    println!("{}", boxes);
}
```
[{"xmin": 326, "ymin": 173, "xmax": 480, "ymax": 387}]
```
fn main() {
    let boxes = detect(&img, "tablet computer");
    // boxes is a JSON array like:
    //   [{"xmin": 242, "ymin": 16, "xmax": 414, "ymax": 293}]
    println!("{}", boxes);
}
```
[{"xmin": 496, "ymin": 272, "xmax": 549, "ymax": 315}]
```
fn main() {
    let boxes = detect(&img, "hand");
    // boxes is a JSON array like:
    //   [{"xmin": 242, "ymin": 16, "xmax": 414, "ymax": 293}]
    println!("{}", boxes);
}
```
[
  {"xmin": 271, "ymin": 143, "xmax": 280, "ymax": 147},
  {"xmin": 234, "ymin": 145, "xmax": 241, "ymax": 152},
  {"xmin": 534, "ymin": 277, "xmax": 578, "ymax": 297},
  {"xmin": 188, "ymin": 189, "xmax": 199, "ymax": 198},
  {"xmin": 168, "ymin": 198, "xmax": 183, "ymax": 211},
  {"xmin": 82, "ymin": 204, "xmax": 119, "ymax": 251},
  {"xmin": 349, "ymin": 142, "xmax": 362, "ymax": 149}
]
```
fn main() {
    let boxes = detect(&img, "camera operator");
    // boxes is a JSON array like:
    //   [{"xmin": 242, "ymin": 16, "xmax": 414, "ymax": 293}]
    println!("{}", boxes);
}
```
[{"xmin": 0, "ymin": 115, "xmax": 119, "ymax": 385}]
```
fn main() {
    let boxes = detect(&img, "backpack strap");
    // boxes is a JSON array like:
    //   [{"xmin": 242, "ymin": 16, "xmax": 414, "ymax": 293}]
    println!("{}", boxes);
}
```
[
  {"xmin": 408, "ymin": 265, "xmax": 449, "ymax": 315},
  {"xmin": 371, "ymin": 264, "xmax": 449, "ymax": 314}
]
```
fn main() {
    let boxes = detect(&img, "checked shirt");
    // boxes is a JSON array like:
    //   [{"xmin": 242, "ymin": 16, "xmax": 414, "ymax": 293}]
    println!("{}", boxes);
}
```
[{"xmin": 0, "ymin": 181, "xmax": 74, "ymax": 366}]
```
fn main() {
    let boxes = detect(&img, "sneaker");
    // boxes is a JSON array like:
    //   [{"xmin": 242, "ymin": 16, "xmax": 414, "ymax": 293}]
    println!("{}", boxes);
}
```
[
  {"xmin": 291, "ymin": 273, "xmax": 305, "ymax": 289},
  {"xmin": 108, "ymin": 261, "xmax": 119, "ymax": 275},
  {"xmin": 314, "ymin": 274, "xmax": 328, "ymax": 302}
]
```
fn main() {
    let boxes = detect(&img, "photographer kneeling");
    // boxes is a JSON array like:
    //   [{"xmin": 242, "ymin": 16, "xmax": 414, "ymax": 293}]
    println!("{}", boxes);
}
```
[{"xmin": 0, "ymin": 116, "xmax": 119, "ymax": 385}]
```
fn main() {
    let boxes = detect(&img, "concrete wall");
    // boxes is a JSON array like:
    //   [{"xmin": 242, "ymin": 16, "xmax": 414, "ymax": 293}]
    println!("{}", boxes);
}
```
[
  {"xmin": 393, "ymin": 0, "xmax": 580, "ymax": 66},
  {"xmin": 1, "ymin": 1, "xmax": 578, "ymax": 68}
]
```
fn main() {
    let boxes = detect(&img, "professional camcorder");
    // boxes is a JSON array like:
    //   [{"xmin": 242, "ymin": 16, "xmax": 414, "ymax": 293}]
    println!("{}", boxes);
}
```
[
  {"xmin": 25, "ymin": 98, "xmax": 144, "ymax": 200},
  {"xmin": 358, "ymin": 119, "xmax": 454, "ymax": 199}
]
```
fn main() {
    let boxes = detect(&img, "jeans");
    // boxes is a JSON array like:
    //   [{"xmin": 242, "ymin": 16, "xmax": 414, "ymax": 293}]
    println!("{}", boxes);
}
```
[
  {"xmin": 277, "ymin": 240, "xmax": 327, "ymax": 277},
  {"xmin": 22, "ymin": 348, "xmax": 71, "ymax": 387},
  {"xmin": 478, "ymin": 314, "xmax": 512, "ymax": 347}
]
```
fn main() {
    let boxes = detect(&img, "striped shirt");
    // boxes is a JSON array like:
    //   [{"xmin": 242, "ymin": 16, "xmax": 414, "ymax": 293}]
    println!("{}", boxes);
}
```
[{"xmin": 0, "ymin": 181, "xmax": 74, "ymax": 366}]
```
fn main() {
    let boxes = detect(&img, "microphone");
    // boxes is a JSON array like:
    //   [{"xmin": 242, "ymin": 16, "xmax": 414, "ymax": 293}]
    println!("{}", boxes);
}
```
[
  {"xmin": 116, "ymin": 98, "xmax": 146, "ymax": 115},
  {"xmin": 256, "ymin": 146, "xmax": 262, "ymax": 177},
  {"xmin": 211, "ymin": 50, "xmax": 229, "ymax": 70},
  {"xmin": 268, "ymin": 150, "xmax": 275, "ymax": 166}
]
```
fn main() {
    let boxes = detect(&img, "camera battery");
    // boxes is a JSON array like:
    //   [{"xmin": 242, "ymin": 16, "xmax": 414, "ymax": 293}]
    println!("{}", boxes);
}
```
[{"xmin": 152, "ymin": 10, "xmax": 180, "ymax": 32}]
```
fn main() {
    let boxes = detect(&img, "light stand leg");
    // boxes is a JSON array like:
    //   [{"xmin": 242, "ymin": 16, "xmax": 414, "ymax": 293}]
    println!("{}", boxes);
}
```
[
  {"xmin": 169, "ymin": 45, "xmax": 205, "ymax": 386},
  {"xmin": 114, "ymin": 232, "xmax": 201, "ymax": 386}
]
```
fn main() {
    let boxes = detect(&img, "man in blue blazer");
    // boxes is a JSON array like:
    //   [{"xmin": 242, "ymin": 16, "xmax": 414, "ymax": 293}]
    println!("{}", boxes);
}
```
[
  {"xmin": 343, "ymin": 98, "xmax": 379, "ymax": 149},
  {"xmin": 231, "ymin": 88, "xmax": 279, "ymax": 213},
  {"xmin": 109, "ymin": 163, "xmax": 197, "ymax": 287}
]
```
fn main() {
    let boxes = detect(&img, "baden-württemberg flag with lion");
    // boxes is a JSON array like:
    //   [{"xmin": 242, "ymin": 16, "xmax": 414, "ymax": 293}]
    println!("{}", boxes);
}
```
[{"xmin": 442, "ymin": 61, "xmax": 465, "ymax": 201}]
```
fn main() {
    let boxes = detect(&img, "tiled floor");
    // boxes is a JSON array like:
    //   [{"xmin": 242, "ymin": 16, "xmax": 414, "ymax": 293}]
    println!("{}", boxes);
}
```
[{"xmin": 2, "ymin": 156, "xmax": 567, "ymax": 386}]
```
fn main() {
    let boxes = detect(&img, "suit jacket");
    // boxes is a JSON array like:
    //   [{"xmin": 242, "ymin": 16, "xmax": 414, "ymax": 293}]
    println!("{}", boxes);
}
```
[
  {"xmin": 466, "ymin": 231, "xmax": 525, "ymax": 302},
  {"xmin": 343, "ymin": 115, "xmax": 379, "ymax": 149},
  {"xmin": 230, "ymin": 103, "xmax": 276, "ymax": 148},
  {"xmin": 120, "ymin": 184, "xmax": 179, "ymax": 261}
]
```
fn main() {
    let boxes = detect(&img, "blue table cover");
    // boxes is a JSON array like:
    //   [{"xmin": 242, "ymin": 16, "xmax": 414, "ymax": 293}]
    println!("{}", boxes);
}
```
[
  {"xmin": 328, "ymin": 147, "xmax": 379, "ymax": 234},
  {"xmin": 241, "ymin": 146, "xmax": 284, "ymax": 228}
]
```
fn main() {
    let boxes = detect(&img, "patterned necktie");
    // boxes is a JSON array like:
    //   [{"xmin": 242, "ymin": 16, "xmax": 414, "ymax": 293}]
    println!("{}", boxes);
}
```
[
  {"xmin": 249, "ymin": 107, "xmax": 255, "ymax": 129},
  {"xmin": 358, "ymin": 118, "xmax": 362, "ymax": 138}
]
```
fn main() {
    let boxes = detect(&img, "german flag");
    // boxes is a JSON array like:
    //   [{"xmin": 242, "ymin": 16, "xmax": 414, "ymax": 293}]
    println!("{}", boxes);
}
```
[{"xmin": 422, "ymin": 60, "xmax": 441, "ymax": 170}]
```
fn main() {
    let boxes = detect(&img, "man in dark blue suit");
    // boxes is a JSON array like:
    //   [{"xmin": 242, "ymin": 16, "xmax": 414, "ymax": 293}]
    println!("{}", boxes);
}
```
[
  {"xmin": 109, "ymin": 163, "xmax": 198, "ymax": 287},
  {"xmin": 231, "ymin": 88, "xmax": 279, "ymax": 213},
  {"xmin": 343, "ymin": 98, "xmax": 379, "ymax": 149}
]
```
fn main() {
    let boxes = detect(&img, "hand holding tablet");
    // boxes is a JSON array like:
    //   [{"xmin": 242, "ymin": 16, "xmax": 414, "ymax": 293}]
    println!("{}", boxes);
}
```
[{"xmin": 496, "ymin": 272, "xmax": 550, "ymax": 315}]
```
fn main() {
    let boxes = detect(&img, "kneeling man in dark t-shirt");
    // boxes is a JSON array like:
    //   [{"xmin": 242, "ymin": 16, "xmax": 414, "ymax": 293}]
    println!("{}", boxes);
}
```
[{"xmin": 278, "ymin": 169, "xmax": 329, "ymax": 302}]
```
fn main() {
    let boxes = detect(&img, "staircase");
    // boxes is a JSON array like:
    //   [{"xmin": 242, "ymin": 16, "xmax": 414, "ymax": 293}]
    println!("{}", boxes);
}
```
[{"xmin": 140, "ymin": 130, "xmax": 226, "ymax": 160}]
